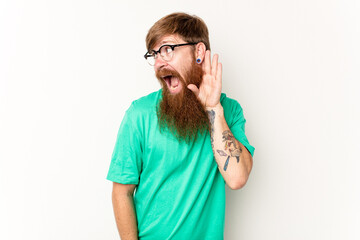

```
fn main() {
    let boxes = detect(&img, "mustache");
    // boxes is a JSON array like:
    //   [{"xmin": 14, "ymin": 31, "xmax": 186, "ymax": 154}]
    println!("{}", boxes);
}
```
[{"xmin": 155, "ymin": 68, "xmax": 181, "ymax": 79}]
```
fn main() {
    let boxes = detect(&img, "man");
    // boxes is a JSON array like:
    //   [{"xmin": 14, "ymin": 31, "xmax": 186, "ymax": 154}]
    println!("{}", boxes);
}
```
[{"xmin": 107, "ymin": 12, "xmax": 255, "ymax": 240}]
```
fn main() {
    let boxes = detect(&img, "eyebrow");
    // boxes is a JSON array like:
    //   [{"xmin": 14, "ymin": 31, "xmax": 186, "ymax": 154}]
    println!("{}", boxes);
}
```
[{"xmin": 160, "ymin": 40, "xmax": 175, "ymax": 45}]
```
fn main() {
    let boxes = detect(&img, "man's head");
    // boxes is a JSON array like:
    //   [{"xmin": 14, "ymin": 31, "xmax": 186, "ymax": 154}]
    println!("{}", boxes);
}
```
[
  {"xmin": 145, "ymin": 12, "xmax": 210, "ymax": 55},
  {"xmin": 144, "ymin": 12, "xmax": 211, "ymax": 143}
]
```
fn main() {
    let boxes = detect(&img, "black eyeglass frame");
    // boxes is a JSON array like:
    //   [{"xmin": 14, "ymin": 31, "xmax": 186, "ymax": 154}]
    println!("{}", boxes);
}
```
[{"xmin": 144, "ymin": 42, "xmax": 199, "ymax": 61}]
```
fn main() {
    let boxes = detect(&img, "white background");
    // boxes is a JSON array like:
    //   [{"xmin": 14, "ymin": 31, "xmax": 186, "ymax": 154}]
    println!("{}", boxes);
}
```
[{"xmin": 0, "ymin": 0, "xmax": 359, "ymax": 239}]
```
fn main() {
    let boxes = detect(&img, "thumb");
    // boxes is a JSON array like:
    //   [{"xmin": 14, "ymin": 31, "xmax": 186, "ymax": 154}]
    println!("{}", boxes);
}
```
[{"xmin": 187, "ymin": 84, "xmax": 200, "ymax": 97}]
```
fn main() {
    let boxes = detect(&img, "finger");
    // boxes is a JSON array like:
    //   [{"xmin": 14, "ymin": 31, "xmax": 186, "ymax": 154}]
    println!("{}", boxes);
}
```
[
  {"xmin": 211, "ymin": 54, "xmax": 219, "ymax": 77},
  {"xmin": 216, "ymin": 62, "xmax": 222, "ymax": 84},
  {"xmin": 203, "ymin": 50, "xmax": 211, "ymax": 74},
  {"xmin": 187, "ymin": 84, "xmax": 200, "ymax": 97}
]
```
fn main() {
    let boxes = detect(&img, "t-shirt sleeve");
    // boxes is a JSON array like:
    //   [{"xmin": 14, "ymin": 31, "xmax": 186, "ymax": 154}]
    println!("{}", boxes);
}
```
[
  {"xmin": 106, "ymin": 103, "xmax": 143, "ymax": 185},
  {"xmin": 226, "ymin": 99, "xmax": 255, "ymax": 157}
]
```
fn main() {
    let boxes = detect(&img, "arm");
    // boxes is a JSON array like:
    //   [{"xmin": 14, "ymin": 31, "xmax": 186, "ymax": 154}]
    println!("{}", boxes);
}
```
[
  {"xmin": 188, "ymin": 48, "xmax": 253, "ymax": 190},
  {"xmin": 207, "ymin": 104, "xmax": 253, "ymax": 189},
  {"xmin": 112, "ymin": 182, "xmax": 138, "ymax": 240}
]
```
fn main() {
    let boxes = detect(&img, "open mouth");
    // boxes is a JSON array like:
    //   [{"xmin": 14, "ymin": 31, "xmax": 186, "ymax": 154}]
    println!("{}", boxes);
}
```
[{"xmin": 162, "ymin": 75, "xmax": 180, "ymax": 91}]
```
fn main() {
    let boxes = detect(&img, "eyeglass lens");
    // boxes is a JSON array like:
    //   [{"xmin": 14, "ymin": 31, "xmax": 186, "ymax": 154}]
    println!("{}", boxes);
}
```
[{"xmin": 146, "ymin": 45, "xmax": 174, "ymax": 65}]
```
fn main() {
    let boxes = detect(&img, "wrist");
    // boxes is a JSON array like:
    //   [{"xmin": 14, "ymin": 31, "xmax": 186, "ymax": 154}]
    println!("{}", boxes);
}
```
[{"xmin": 205, "ymin": 103, "xmax": 223, "ymax": 112}]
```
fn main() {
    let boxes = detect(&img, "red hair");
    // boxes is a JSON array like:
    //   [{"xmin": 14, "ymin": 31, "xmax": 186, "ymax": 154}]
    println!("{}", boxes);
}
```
[{"xmin": 146, "ymin": 12, "xmax": 211, "ymax": 51}]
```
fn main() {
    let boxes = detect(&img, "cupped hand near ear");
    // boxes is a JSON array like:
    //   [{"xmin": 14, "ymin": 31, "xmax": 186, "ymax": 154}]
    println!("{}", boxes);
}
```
[{"xmin": 187, "ymin": 50, "xmax": 222, "ymax": 109}]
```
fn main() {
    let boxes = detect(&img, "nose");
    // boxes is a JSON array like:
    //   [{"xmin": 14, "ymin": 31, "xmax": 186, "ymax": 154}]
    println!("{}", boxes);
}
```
[{"xmin": 154, "ymin": 55, "xmax": 168, "ymax": 70}]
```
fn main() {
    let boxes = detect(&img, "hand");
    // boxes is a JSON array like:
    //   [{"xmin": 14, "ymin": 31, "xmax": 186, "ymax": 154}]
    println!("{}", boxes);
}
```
[{"xmin": 187, "ymin": 50, "xmax": 222, "ymax": 109}]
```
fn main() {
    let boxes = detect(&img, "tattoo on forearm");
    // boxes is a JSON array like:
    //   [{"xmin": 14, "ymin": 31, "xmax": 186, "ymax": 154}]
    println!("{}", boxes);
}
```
[
  {"xmin": 207, "ymin": 110, "xmax": 243, "ymax": 172},
  {"xmin": 207, "ymin": 110, "xmax": 215, "ymax": 148},
  {"xmin": 224, "ymin": 156, "xmax": 230, "ymax": 171},
  {"xmin": 217, "ymin": 130, "xmax": 243, "ymax": 171},
  {"xmin": 216, "ymin": 150, "xmax": 227, "ymax": 156}
]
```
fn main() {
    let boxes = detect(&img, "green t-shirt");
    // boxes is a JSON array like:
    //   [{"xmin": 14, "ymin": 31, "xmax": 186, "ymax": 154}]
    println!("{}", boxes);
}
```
[{"xmin": 107, "ymin": 90, "xmax": 255, "ymax": 240}]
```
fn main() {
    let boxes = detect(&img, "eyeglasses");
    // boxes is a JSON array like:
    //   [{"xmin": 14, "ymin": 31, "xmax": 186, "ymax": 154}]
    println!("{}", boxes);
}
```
[{"xmin": 144, "ymin": 42, "xmax": 198, "ymax": 66}]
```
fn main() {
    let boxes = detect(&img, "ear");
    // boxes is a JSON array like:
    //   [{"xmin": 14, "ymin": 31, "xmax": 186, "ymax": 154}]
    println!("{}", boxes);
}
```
[{"xmin": 195, "ymin": 42, "xmax": 206, "ymax": 63}]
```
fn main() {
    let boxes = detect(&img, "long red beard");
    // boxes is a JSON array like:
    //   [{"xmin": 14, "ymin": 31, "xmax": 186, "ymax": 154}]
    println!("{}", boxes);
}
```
[{"xmin": 156, "ymin": 59, "xmax": 209, "ymax": 143}]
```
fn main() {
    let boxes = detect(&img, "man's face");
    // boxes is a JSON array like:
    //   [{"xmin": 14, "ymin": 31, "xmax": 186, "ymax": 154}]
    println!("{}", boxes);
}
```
[
  {"xmin": 153, "ymin": 34, "xmax": 195, "ymax": 95},
  {"xmin": 153, "ymin": 34, "xmax": 209, "ymax": 143}
]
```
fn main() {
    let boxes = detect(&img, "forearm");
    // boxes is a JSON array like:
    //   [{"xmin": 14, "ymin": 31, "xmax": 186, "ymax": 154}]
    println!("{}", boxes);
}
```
[
  {"xmin": 207, "ymin": 104, "xmax": 253, "ymax": 190},
  {"xmin": 112, "ymin": 191, "xmax": 138, "ymax": 240}
]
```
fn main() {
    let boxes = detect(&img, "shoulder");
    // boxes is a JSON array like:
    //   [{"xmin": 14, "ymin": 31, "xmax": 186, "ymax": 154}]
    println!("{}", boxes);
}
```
[
  {"xmin": 120, "ymin": 90, "xmax": 161, "ymax": 133},
  {"xmin": 220, "ymin": 93, "xmax": 243, "ymax": 114},
  {"xmin": 220, "ymin": 93, "xmax": 245, "ymax": 128},
  {"xmin": 127, "ymin": 89, "xmax": 162, "ymax": 114}
]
